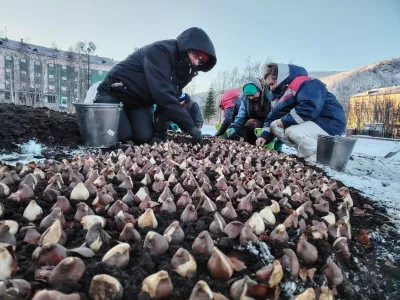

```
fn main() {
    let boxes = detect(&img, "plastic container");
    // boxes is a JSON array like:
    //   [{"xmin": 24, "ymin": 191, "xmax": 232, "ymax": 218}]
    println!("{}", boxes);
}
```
[
  {"xmin": 316, "ymin": 135, "xmax": 357, "ymax": 171},
  {"xmin": 73, "ymin": 102, "xmax": 123, "ymax": 148}
]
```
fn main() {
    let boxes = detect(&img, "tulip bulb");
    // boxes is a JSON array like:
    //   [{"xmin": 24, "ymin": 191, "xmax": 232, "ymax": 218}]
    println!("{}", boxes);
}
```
[
  {"xmin": 259, "ymin": 206, "xmax": 276, "ymax": 225},
  {"xmin": 172, "ymin": 183, "xmax": 185, "ymax": 195},
  {"xmin": 8, "ymin": 184, "xmax": 34, "ymax": 201},
  {"xmin": 239, "ymin": 225, "xmax": 258, "ymax": 245},
  {"xmin": 0, "ymin": 183, "xmax": 11, "ymax": 197},
  {"xmin": 269, "ymin": 200, "xmax": 280, "ymax": 213},
  {"xmin": 256, "ymin": 260, "xmax": 283, "ymax": 287},
  {"xmin": 171, "ymin": 248, "xmax": 197, "ymax": 278},
  {"xmin": 143, "ymin": 231, "xmax": 169, "ymax": 255},
  {"xmin": 0, "ymin": 278, "xmax": 31, "ymax": 299},
  {"xmin": 89, "ymin": 274, "xmax": 124, "ymax": 300},
  {"xmin": 201, "ymin": 196, "xmax": 217, "ymax": 213},
  {"xmin": 321, "ymin": 212, "xmax": 336, "ymax": 225},
  {"xmin": 158, "ymin": 185, "xmax": 174, "ymax": 203},
  {"xmin": 119, "ymin": 223, "xmax": 141, "ymax": 244},
  {"xmin": 189, "ymin": 280, "xmax": 213, "ymax": 300},
  {"xmin": 39, "ymin": 220, "xmax": 66, "ymax": 246},
  {"xmin": 269, "ymin": 224, "xmax": 289, "ymax": 243},
  {"xmin": 51, "ymin": 196, "xmax": 71, "ymax": 214},
  {"xmin": 32, "ymin": 290, "xmax": 81, "ymax": 300},
  {"xmin": 85, "ymin": 223, "xmax": 111, "ymax": 252},
  {"xmin": 281, "ymin": 248, "xmax": 300, "ymax": 279},
  {"xmin": 207, "ymin": 247, "xmax": 233, "ymax": 280},
  {"xmin": 23, "ymin": 200, "xmax": 43, "ymax": 221},
  {"xmin": 223, "ymin": 221, "xmax": 245, "ymax": 239},
  {"xmin": 296, "ymin": 235, "xmax": 318, "ymax": 265},
  {"xmin": 160, "ymin": 198, "xmax": 176, "ymax": 215},
  {"xmin": 322, "ymin": 258, "xmax": 343, "ymax": 288},
  {"xmin": 221, "ymin": 202, "xmax": 237, "ymax": 220},
  {"xmin": 209, "ymin": 212, "xmax": 227, "ymax": 235},
  {"xmin": 102, "ymin": 243, "xmax": 130, "ymax": 269},
  {"xmin": 49, "ymin": 257, "xmax": 85, "ymax": 287},
  {"xmin": 291, "ymin": 288, "xmax": 315, "ymax": 300},
  {"xmin": 176, "ymin": 191, "xmax": 192, "ymax": 207},
  {"xmin": 138, "ymin": 208, "xmax": 158, "ymax": 228},
  {"xmin": 0, "ymin": 220, "xmax": 18, "ymax": 236},
  {"xmin": 181, "ymin": 204, "xmax": 198, "ymax": 223},
  {"xmin": 192, "ymin": 231, "xmax": 214, "ymax": 255},
  {"xmin": 246, "ymin": 212, "xmax": 265, "ymax": 235},
  {"xmin": 163, "ymin": 221, "xmax": 184, "ymax": 244},
  {"xmin": 333, "ymin": 237, "xmax": 351, "ymax": 260},
  {"xmin": 75, "ymin": 202, "xmax": 94, "ymax": 221},
  {"xmin": 141, "ymin": 271, "xmax": 173, "ymax": 299},
  {"xmin": 70, "ymin": 182, "xmax": 90, "ymax": 201},
  {"xmin": 0, "ymin": 246, "xmax": 17, "ymax": 280},
  {"xmin": 81, "ymin": 215, "xmax": 106, "ymax": 230}
]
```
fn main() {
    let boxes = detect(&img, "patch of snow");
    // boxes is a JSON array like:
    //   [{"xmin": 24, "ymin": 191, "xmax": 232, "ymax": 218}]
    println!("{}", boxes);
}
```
[
  {"xmin": 285, "ymin": 138, "xmax": 400, "ymax": 217},
  {"xmin": 0, "ymin": 140, "xmax": 47, "ymax": 165},
  {"xmin": 202, "ymin": 124, "xmax": 217, "ymax": 135}
]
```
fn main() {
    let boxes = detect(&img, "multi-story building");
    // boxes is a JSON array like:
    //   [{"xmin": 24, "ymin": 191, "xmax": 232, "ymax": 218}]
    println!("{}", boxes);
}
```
[{"xmin": 0, "ymin": 38, "xmax": 116, "ymax": 110}]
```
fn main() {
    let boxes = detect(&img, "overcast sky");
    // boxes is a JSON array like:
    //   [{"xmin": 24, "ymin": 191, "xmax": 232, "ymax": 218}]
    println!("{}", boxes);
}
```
[{"xmin": 1, "ymin": 0, "xmax": 399, "ymax": 91}]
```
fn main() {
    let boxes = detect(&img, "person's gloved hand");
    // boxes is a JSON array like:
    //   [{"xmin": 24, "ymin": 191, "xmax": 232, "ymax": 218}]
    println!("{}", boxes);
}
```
[
  {"xmin": 170, "ymin": 123, "xmax": 179, "ymax": 132},
  {"xmin": 214, "ymin": 131, "xmax": 222, "ymax": 137},
  {"xmin": 190, "ymin": 127, "xmax": 203, "ymax": 146},
  {"xmin": 226, "ymin": 128, "xmax": 235, "ymax": 138}
]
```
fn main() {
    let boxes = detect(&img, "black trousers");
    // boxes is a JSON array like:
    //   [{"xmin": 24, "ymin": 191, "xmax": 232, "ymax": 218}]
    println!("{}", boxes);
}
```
[
  {"xmin": 94, "ymin": 93, "xmax": 154, "ymax": 144},
  {"xmin": 229, "ymin": 127, "xmax": 258, "ymax": 145}
]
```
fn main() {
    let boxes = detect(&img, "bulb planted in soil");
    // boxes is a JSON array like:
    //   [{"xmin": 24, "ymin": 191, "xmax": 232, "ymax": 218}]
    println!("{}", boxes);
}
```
[
  {"xmin": 144, "ymin": 231, "xmax": 169, "ymax": 256},
  {"xmin": 89, "ymin": 274, "xmax": 124, "ymax": 300},
  {"xmin": 85, "ymin": 222, "xmax": 111, "ymax": 252},
  {"xmin": 32, "ymin": 290, "xmax": 81, "ymax": 300},
  {"xmin": 163, "ymin": 221, "xmax": 184, "ymax": 244},
  {"xmin": 0, "ymin": 278, "xmax": 31, "ymax": 299},
  {"xmin": 23, "ymin": 200, "xmax": 43, "ymax": 221},
  {"xmin": 102, "ymin": 243, "xmax": 130, "ymax": 269},
  {"xmin": 0, "ymin": 245, "xmax": 18, "ymax": 281},
  {"xmin": 48, "ymin": 257, "xmax": 85, "ymax": 287},
  {"xmin": 119, "ymin": 223, "xmax": 141, "ymax": 244},
  {"xmin": 138, "ymin": 208, "xmax": 158, "ymax": 228},
  {"xmin": 171, "ymin": 247, "xmax": 197, "ymax": 278},
  {"xmin": 192, "ymin": 231, "xmax": 214, "ymax": 255},
  {"xmin": 207, "ymin": 247, "xmax": 233, "ymax": 280},
  {"xmin": 189, "ymin": 280, "xmax": 213, "ymax": 300},
  {"xmin": 141, "ymin": 271, "xmax": 173, "ymax": 299}
]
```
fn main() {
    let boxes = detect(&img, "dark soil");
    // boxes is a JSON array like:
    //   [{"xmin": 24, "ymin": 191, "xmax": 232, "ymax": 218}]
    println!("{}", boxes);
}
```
[
  {"xmin": 0, "ymin": 104, "xmax": 399, "ymax": 299},
  {"xmin": 0, "ymin": 103, "xmax": 81, "ymax": 152}
]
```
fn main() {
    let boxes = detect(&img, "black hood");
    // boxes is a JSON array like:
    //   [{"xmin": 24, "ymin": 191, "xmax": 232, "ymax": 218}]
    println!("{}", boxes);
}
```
[{"xmin": 176, "ymin": 27, "xmax": 217, "ymax": 72}]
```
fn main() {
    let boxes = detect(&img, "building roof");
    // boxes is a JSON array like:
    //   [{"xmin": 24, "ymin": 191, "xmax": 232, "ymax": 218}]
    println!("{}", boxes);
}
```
[
  {"xmin": 0, "ymin": 38, "xmax": 117, "ymax": 66},
  {"xmin": 351, "ymin": 86, "xmax": 400, "ymax": 97}
]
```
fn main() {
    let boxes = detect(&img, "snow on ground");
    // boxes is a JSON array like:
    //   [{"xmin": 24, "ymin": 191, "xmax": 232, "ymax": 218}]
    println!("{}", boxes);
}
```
[{"xmin": 1, "ymin": 125, "xmax": 399, "ymax": 218}]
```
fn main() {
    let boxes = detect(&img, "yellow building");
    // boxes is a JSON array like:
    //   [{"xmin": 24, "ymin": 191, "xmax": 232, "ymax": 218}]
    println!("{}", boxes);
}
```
[{"xmin": 347, "ymin": 86, "xmax": 400, "ymax": 137}]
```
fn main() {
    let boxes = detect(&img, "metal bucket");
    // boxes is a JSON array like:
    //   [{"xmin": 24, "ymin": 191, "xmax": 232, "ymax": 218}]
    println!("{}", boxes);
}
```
[
  {"xmin": 316, "ymin": 135, "xmax": 335, "ymax": 165},
  {"xmin": 73, "ymin": 103, "xmax": 123, "ymax": 148},
  {"xmin": 316, "ymin": 135, "xmax": 357, "ymax": 171},
  {"xmin": 330, "ymin": 136, "xmax": 358, "ymax": 171}
]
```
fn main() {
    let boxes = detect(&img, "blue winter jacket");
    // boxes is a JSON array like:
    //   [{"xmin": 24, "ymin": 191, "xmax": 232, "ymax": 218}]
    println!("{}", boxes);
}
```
[
  {"xmin": 230, "ymin": 77, "xmax": 270, "ymax": 132},
  {"xmin": 259, "ymin": 65, "xmax": 346, "ymax": 141}
]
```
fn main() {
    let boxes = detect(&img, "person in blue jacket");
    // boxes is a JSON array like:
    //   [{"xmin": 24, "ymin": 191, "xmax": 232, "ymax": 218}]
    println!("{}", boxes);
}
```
[
  {"xmin": 256, "ymin": 63, "xmax": 346, "ymax": 158},
  {"xmin": 226, "ymin": 76, "xmax": 270, "ymax": 145}
]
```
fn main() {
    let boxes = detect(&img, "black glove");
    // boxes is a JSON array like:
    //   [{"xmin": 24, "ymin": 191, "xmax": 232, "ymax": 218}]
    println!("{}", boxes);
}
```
[
  {"xmin": 214, "ymin": 131, "xmax": 222, "ymax": 137},
  {"xmin": 190, "ymin": 127, "xmax": 203, "ymax": 146}
]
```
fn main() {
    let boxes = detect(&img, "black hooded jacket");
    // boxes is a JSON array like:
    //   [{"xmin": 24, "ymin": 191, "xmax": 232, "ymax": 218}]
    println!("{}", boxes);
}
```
[{"xmin": 98, "ymin": 27, "xmax": 216, "ymax": 133}]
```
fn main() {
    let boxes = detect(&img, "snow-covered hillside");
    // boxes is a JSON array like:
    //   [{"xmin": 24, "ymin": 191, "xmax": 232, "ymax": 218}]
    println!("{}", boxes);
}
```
[{"xmin": 321, "ymin": 57, "xmax": 400, "ymax": 107}]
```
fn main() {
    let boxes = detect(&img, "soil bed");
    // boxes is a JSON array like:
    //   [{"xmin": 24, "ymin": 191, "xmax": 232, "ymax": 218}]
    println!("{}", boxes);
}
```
[{"xmin": 0, "ymin": 104, "xmax": 399, "ymax": 300}]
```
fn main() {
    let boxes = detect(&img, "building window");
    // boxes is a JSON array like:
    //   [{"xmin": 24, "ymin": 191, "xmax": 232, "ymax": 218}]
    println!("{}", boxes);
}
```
[
  {"xmin": 74, "ymin": 88, "xmax": 78, "ymax": 92},
  {"xmin": 36, "ymin": 73, "xmax": 41, "ymax": 77},
  {"xmin": 49, "ymin": 63, "xmax": 54, "ymax": 68},
  {"xmin": 6, "ymin": 68, "xmax": 11, "ymax": 73},
  {"xmin": 62, "ymin": 66, "xmax": 66, "ymax": 70},
  {"xmin": 48, "ymin": 96, "xmax": 56, "ymax": 104},
  {"xmin": 74, "ymin": 78, "xmax": 78, "ymax": 82},
  {"xmin": 61, "ymin": 86, "xmax": 67, "ymax": 92},
  {"xmin": 61, "ymin": 96, "xmax": 68, "ymax": 107},
  {"xmin": 62, "ymin": 76, "xmax": 67, "ymax": 81},
  {"xmin": 35, "ymin": 61, "xmax": 41, "ymax": 65},
  {"xmin": 21, "ymin": 71, "xmax": 27, "ymax": 75},
  {"xmin": 49, "ymin": 85, "xmax": 55, "ymax": 90},
  {"xmin": 99, "ymin": 71, "xmax": 103, "ymax": 75},
  {"xmin": 5, "ymin": 92, "xmax": 11, "ymax": 100},
  {"xmin": 20, "ymin": 58, "xmax": 26, "ymax": 63},
  {"xmin": 49, "ymin": 74, "xmax": 54, "ymax": 79},
  {"xmin": 6, "ymin": 56, "xmax": 11, "ymax": 60}
]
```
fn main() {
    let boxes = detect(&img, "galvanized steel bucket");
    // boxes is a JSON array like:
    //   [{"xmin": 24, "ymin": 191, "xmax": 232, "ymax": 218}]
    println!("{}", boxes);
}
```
[
  {"xmin": 316, "ymin": 135, "xmax": 357, "ymax": 172},
  {"xmin": 74, "ymin": 102, "xmax": 123, "ymax": 148}
]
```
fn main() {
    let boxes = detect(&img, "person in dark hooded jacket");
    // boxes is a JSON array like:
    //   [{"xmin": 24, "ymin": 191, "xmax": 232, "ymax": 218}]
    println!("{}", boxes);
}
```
[
  {"xmin": 225, "ymin": 77, "xmax": 270, "ymax": 145},
  {"xmin": 256, "ymin": 63, "xmax": 346, "ymax": 158},
  {"xmin": 94, "ymin": 27, "xmax": 216, "ymax": 145},
  {"xmin": 215, "ymin": 89, "xmax": 242, "ymax": 137}
]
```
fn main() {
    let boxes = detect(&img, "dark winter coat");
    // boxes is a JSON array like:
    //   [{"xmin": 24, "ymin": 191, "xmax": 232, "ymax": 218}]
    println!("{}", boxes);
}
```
[
  {"xmin": 216, "ymin": 89, "xmax": 242, "ymax": 135},
  {"xmin": 183, "ymin": 94, "xmax": 204, "ymax": 129},
  {"xmin": 97, "ymin": 27, "xmax": 216, "ymax": 133},
  {"xmin": 259, "ymin": 64, "xmax": 346, "ymax": 141}
]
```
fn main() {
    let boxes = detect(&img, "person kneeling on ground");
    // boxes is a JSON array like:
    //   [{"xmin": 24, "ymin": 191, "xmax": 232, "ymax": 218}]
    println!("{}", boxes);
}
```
[
  {"xmin": 94, "ymin": 27, "xmax": 217, "ymax": 146},
  {"xmin": 225, "ymin": 77, "xmax": 270, "ymax": 145},
  {"xmin": 168, "ymin": 93, "xmax": 204, "ymax": 132},
  {"xmin": 256, "ymin": 63, "xmax": 346, "ymax": 157},
  {"xmin": 215, "ymin": 89, "xmax": 242, "ymax": 137}
]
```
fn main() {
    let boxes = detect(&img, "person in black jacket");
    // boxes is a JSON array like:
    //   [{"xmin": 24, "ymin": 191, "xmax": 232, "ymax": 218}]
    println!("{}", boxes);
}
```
[
  {"xmin": 94, "ymin": 27, "xmax": 216, "ymax": 145},
  {"xmin": 215, "ymin": 89, "xmax": 241, "ymax": 137}
]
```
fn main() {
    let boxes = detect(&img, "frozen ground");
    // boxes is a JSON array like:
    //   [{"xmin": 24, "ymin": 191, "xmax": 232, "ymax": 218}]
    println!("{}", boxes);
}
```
[{"xmin": 1, "ymin": 124, "xmax": 399, "ymax": 218}]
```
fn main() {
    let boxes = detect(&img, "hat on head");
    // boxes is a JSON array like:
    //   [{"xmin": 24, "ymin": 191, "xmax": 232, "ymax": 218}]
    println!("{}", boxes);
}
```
[
  {"xmin": 243, "ymin": 84, "xmax": 259, "ymax": 96},
  {"xmin": 179, "ymin": 92, "xmax": 187, "ymax": 103}
]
